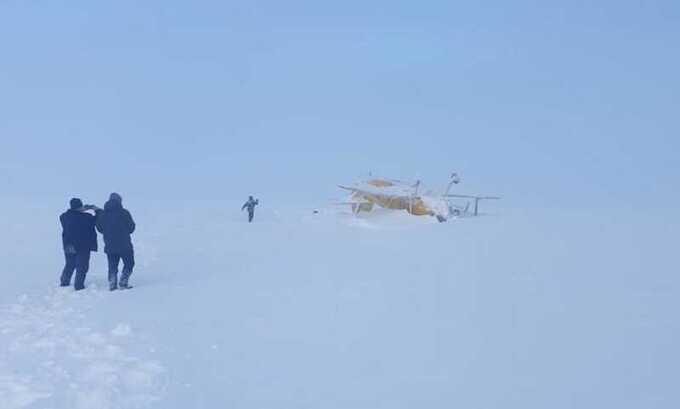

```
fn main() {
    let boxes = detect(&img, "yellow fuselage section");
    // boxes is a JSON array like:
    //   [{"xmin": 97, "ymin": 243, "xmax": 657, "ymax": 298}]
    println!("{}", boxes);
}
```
[{"xmin": 352, "ymin": 191, "xmax": 434, "ymax": 216}]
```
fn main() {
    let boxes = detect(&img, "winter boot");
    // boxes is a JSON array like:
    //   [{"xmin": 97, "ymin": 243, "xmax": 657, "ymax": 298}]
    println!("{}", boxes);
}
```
[
  {"xmin": 118, "ymin": 277, "xmax": 132, "ymax": 290},
  {"xmin": 118, "ymin": 270, "xmax": 132, "ymax": 290},
  {"xmin": 108, "ymin": 269, "xmax": 118, "ymax": 291}
]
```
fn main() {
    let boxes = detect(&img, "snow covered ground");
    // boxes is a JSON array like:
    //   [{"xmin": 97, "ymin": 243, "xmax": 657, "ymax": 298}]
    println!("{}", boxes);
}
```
[{"xmin": 1, "ymin": 200, "xmax": 678, "ymax": 408}]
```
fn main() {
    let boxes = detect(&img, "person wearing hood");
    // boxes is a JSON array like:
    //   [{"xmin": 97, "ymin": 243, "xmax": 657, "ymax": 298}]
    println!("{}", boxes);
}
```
[
  {"xmin": 241, "ymin": 196, "xmax": 259, "ymax": 223},
  {"xmin": 96, "ymin": 193, "xmax": 136, "ymax": 290},
  {"xmin": 59, "ymin": 198, "xmax": 100, "ymax": 290}
]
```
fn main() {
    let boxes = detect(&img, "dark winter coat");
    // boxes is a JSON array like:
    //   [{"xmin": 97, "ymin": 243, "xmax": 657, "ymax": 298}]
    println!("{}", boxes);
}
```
[
  {"xmin": 242, "ymin": 198, "xmax": 259, "ymax": 213},
  {"xmin": 96, "ymin": 199, "xmax": 136, "ymax": 254},
  {"xmin": 60, "ymin": 209, "xmax": 98, "ymax": 253}
]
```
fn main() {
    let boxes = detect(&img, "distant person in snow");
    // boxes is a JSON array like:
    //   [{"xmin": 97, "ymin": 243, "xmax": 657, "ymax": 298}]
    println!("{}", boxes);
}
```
[
  {"xmin": 59, "ymin": 198, "xmax": 101, "ymax": 291},
  {"xmin": 241, "ymin": 196, "xmax": 259, "ymax": 223},
  {"xmin": 96, "ymin": 193, "xmax": 136, "ymax": 291}
]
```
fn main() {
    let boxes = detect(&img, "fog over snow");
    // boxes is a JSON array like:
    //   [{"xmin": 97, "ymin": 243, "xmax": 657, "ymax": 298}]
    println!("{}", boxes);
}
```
[{"xmin": 1, "ymin": 1, "xmax": 679, "ymax": 408}]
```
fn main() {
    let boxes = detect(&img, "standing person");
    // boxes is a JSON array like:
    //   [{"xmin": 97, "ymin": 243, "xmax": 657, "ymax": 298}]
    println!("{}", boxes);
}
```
[
  {"xmin": 59, "ymin": 198, "xmax": 100, "ymax": 291},
  {"xmin": 96, "ymin": 193, "xmax": 136, "ymax": 291},
  {"xmin": 241, "ymin": 196, "xmax": 259, "ymax": 223}
]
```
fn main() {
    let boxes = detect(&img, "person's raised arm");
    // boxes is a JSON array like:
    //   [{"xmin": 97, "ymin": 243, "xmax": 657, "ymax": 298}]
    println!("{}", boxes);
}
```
[{"xmin": 86, "ymin": 212, "xmax": 97, "ymax": 228}]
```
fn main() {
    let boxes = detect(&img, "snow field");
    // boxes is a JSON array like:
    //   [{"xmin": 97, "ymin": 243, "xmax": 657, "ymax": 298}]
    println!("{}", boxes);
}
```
[
  {"xmin": 0, "ymin": 201, "xmax": 678, "ymax": 408},
  {"xmin": 0, "ymin": 286, "xmax": 165, "ymax": 409}
]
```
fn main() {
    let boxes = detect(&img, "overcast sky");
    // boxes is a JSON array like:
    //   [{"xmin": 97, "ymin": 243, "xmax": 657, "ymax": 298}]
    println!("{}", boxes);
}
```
[{"xmin": 1, "ymin": 1, "xmax": 678, "ymax": 208}]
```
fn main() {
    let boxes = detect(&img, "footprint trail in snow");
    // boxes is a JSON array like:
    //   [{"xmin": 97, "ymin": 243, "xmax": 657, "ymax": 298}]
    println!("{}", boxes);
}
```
[{"xmin": 0, "ymin": 287, "xmax": 165, "ymax": 409}]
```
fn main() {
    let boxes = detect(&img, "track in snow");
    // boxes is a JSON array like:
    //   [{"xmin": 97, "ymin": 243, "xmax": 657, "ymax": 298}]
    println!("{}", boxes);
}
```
[{"xmin": 0, "ymin": 286, "xmax": 165, "ymax": 409}]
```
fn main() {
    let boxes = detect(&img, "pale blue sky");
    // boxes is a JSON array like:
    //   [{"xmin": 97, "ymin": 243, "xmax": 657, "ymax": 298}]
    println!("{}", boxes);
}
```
[{"xmin": 1, "ymin": 1, "xmax": 678, "ymax": 207}]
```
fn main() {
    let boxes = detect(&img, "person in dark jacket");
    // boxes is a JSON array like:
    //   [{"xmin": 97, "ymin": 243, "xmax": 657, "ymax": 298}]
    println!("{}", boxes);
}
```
[
  {"xmin": 96, "ymin": 193, "xmax": 136, "ymax": 290},
  {"xmin": 60, "ymin": 198, "xmax": 100, "ymax": 290},
  {"xmin": 241, "ymin": 196, "xmax": 259, "ymax": 222}
]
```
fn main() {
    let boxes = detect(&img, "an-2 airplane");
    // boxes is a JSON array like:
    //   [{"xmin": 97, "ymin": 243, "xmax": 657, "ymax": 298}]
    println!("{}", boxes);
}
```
[{"xmin": 338, "ymin": 173, "xmax": 500, "ymax": 222}]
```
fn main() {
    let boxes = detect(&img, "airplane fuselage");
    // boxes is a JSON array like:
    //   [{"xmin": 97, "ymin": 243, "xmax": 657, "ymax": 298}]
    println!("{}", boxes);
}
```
[{"xmin": 350, "ymin": 190, "xmax": 435, "ymax": 216}]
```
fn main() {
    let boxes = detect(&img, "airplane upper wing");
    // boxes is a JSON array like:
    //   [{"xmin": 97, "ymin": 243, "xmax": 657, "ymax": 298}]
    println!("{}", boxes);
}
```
[
  {"xmin": 339, "ymin": 185, "xmax": 413, "ymax": 201},
  {"xmin": 444, "ymin": 194, "xmax": 501, "ymax": 200}
]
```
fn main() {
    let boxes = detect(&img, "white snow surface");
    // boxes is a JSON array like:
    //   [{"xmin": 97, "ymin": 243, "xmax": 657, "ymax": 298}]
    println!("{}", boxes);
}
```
[{"xmin": 1, "ymin": 200, "xmax": 678, "ymax": 408}]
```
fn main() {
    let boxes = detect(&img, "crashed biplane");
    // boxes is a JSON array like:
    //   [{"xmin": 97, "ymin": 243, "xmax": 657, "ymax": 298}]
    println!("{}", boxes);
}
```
[{"xmin": 338, "ymin": 173, "xmax": 499, "ymax": 222}]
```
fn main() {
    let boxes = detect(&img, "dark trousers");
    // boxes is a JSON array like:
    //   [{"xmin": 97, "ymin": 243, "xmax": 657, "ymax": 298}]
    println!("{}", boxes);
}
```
[
  {"xmin": 61, "ymin": 251, "xmax": 91, "ymax": 290},
  {"xmin": 248, "ymin": 210, "xmax": 254, "ymax": 222},
  {"xmin": 107, "ymin": 251, "xmax": 135, "ymax": 288}
]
